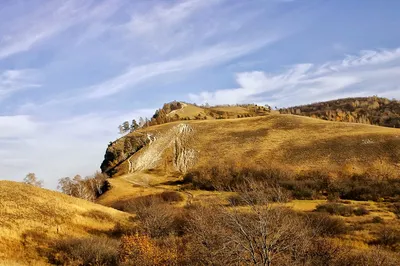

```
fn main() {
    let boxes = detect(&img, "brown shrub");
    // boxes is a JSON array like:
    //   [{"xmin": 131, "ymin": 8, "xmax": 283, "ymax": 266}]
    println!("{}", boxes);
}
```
[
  {"xmin": 392, "ymin": 203, "xmax": 400, "ymax": 219},
  {"xmin": 47, "ymin": 236, "xmax": 119, "ymax": 266},
  {"xmin": 315, "ymin": 203, "xmax": 354, "ymax": 217},
  {"xmin": 371, "ymin": 227, "xmax": 400, "ymax": 251},
  {"xmin": 307, "ymin": 239, "xmax": 399, "ymax": 266},
  {"xmin": 372, "ymin": 216, "xmax": 385, "ymax": 224},
  {"xmin": 304, "ymin": 212, "xmax": 348, "ymax": 237},
  {"xmin": 159, "ymin": 191, "xmax": 184, "ymax": 202},
  {"xmin": 118, "ymin": 234, "xmax": 178, "ymax": 266},
  {"xmin": 353, "ymin": 206, "xmax": 370, "ymax": 216},
  {"xmin": 124, "ymin": 195, "xmax": 187, "ymax": 238}
]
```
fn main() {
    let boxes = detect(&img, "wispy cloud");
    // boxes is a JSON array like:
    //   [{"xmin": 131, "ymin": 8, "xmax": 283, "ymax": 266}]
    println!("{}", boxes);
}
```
[
  {"xmin": 189, "ymin": 48, "xmax": 400, "ymax": 106},
  {"xmin": 87, "ymin": 38, "xmax": 279, "ymax": 98},
  {"xmin": 0, "ymin": 0, "xmax": 121, "ymax": 59},
  {"xmin": 0, "ymin": 69, "xmax": 41, "ymax": 100}
]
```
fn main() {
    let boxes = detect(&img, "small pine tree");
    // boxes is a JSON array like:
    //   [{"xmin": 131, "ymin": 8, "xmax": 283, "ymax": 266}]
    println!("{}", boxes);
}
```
[
  {"xmin": 122, "ymin": 121, "xmax": 130, "ymax": 132},
  {"xmin": 131, "ymin": 119, "xmax": 139, "ymax": 131}
]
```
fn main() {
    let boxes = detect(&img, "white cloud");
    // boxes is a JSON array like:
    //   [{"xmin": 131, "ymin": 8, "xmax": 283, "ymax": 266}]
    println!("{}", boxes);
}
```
[
  {"xmin": 0, "ymin": 109, "xmax": 154, "ymax": 189},
  {"xmin": 0, "ymin": 115, "xmax": 38, "ymax": 138},
  {"xmin": 189, "ymin": 48, "xmax": 400, "ymax": 106},
  {"xmin": 0, "ymin": 69, "xmax": 41, "ymax": 100}
]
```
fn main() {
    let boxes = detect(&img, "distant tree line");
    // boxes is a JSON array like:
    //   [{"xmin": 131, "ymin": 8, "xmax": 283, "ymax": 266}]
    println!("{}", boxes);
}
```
[{"xmin": 280, "ymin": 96, "xmax": 400, "ymax": 128}]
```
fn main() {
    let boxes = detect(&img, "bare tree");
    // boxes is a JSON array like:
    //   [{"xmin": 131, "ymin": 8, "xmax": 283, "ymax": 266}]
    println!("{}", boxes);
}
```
[
  {"xmin": 58, "ymin": 172, "xmax": 107, "ymax": 201},
  {"xmin": 23, "ymin": 173, "xmax": 43, "ymax": 188},
  {"xmin": 186, "ymin": 180, "xmax": 311, "ymax": 266},
  {"xmin": 58, "ymin": 177, "xmax": 74, "ymax": 195}
]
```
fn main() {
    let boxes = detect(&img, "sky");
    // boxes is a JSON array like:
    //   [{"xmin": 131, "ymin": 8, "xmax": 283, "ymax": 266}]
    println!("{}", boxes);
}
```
[{"xmin": 1, "ymin": 0, "xmax": 400, "ymax": 189}]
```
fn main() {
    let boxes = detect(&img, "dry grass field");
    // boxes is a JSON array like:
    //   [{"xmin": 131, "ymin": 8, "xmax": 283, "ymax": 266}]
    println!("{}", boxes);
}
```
[
  {"xmin": 0, "ymin": 181, "xmax": 134, "ymax": 265},
  {"xmin": 95, "ymin": 105, "xmax": 400, "ymax": 264},
  {"xmin": 110, "ymin": 111, "xmax": 400, "ymax": 178}
]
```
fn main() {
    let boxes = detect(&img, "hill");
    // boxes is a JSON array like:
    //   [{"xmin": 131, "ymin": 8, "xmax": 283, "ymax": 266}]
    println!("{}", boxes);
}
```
[
  {"xmin": 95, "ymin": 104, "xmax": 400, "ymax": 265},
  {"xmin": 102, "ymin": 112, "xmax": 400, "ymax": 180},
  {"xmin": 279, "ymin": 96, "xmax": 400, "ymax": 128},
  {"xmin": 0, "ymin": 181, "xmax": 133, "ymax": 265}
]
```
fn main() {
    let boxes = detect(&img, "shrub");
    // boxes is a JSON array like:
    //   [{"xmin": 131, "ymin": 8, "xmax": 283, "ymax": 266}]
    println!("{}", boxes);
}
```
[
  {"xmin": 109, "ymin": 222, "xmax": 136, "ymax": 238},
  {"xmin": 159, "ymin": 191, "xmax": 184, "ymax": 202},
  {"xmin": 48, "ymin": 237, "xmax": 119, "ymax": 266},
  {"xmin": 304, "ymin": 213, "xmax": 347, "ymax": 236},
  {"xmin": 372, "ymin": 216, "xmax": 384, "ymax": 223},
  {"xmin": 371, "ymin": 227, "xmax": 400, "ymax": 251},
  {"xmin": 315, "ymin": 203, "xmax": 354, "ymax": 217},
  {"xmin": 353, "ymin": 206, "xmax": 370, "ymax": 216},
  {"xmin": 392, "ymin": 203, "xmax": 400, "ymax": 219},
  {"xmin": 119, "ymin": 234, "xmax": 178, "ymax": 266},
  {"xmin": 124, "ymin": 195, "xmax": 187, "ymax": 237}
]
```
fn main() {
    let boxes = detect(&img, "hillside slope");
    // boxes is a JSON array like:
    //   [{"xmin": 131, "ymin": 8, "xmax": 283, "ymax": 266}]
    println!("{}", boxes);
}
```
[
  {"xmin": 0, "ymin": 181, "xmax": 133, "ymax": 265},
  {"xmin": 280, "ymin": 96, "xmax": 400, "ymax": 128},
  {"xmin": 102, "ymin": 113, "xmax": 400, "ymax": 180}
]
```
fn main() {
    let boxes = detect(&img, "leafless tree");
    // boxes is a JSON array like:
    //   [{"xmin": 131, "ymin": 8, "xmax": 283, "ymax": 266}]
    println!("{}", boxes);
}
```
[
  {"xmin": 23, "ymin": 173, "xmax": 43, "ymax": 188},
  {"xmin": 58, "ymin": 172, "xmax": 107, "ymax": 201},
  {"xmin": 186, "ymin": 180, "xmax": 311, "ymax": 266}
]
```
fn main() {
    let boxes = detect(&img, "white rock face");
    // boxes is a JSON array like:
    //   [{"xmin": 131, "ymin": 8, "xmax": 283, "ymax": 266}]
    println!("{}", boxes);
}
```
[{"xmin": 128, "ymin": 124, "xmax": 196, "ymax": 173}]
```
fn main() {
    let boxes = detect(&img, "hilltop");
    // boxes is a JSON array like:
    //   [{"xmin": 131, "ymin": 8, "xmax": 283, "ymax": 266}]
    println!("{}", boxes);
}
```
[
  {"xmin": 0, "ymin": 181, "xmax": 133, "ymax": 265},
  {"xmin": 102, "ymin": 103, "xmax": 400, "ymax": 179},
  {"xmin": 280, "ymin": 96, "xmax": 400, "ymax": 128}
]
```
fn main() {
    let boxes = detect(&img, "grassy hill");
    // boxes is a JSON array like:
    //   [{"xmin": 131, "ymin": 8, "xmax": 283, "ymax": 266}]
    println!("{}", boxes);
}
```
[
  {"xmin": 0, "ymin": 181, "xmax": 133, "ymax": 265},
  {"xmin": 95, "ymin": 104, "xmax": 400, "ymax": 265},
  {"xmin": 280, "ymin": 96, "xmax": 400, "ymax": 128},
  {"xmin": 102, "ymin": 112, "xmax": 400, "ymax": 180}
]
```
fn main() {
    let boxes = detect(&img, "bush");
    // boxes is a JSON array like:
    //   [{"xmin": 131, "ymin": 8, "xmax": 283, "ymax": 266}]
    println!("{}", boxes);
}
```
[
  {"xmin": 124, "ymin": 195, "xmax": 187, "ymax": 238},
  {"xmin": 48, "ymin": 237, "xmax": 119, "ymax": 266},
  {"xmin": 315, "ymin": 203, "xmax": 354, "ymax": 217},
  {"xmin": 119, "ymin": 234, "xmax": 178, "ymax": 266},
  {"xmin": 372, "ymin": 216, "xmax": 384, "ymax": 223},
  {"xmin": 353, "ymin": 206, "xmax": 370, "ymax": 216},
  {"xmin": 159, "ymin": 191, "xmax": 184, "ymax": 202},
  {"xmin": 304, "ymin": 213, "xmax": 348, "ymax": 236},
  {"xmin": 392, "ymin": 203, "xmax": 400, "ymax": 219},
  {"xmin": 183, "ymin": 165, "xmax": 400, "ymax": 202},
  {"xmin": 371, "ymin": 227, "xmax": 400, "ymax": 251}
]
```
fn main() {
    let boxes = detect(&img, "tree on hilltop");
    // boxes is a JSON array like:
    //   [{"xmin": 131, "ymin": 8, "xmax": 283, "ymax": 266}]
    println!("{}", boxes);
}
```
[
  {"xmin": 130, "ymin": 119, "xmax": 139, "ymax": 132},
  {"xmin": 23, "ymin": 173, "xmax": 43, "ymax": 188}
]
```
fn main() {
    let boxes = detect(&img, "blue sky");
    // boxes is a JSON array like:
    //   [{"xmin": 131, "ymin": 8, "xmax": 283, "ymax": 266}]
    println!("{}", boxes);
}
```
[{"xmin": 1, "ymin": 0, "xmax": 400, "ymax": 188}]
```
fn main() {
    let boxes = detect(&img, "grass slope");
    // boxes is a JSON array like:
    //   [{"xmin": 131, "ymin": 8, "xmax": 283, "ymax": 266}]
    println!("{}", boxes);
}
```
[
  {"xmin": 110, "ymin": 114, "xmax": 400, "ymax": 178},
  {"xmin": 0, "ymin": 181, "xmax": 133, "ymax": 265},
  {"xmin": 98, "ymin": 113, "xmax": 400, "ymax": 210}
]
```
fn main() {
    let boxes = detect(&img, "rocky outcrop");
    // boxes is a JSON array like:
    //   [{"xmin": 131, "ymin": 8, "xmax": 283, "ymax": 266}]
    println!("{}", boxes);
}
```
[
  {"xmin": 129, "ymin": 124, "xmax": 196, "ymax": 173},
  {"xmin": 101, "ymin": 124, "xmax": 196, "ymax": 176},
  {"xmin": 100, "ymin": 133, "xmax": 152, "ymax": 176}
]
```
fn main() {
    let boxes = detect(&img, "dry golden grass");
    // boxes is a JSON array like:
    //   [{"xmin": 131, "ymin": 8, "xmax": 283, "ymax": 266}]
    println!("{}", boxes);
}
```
[
  {"xmin": 0, "ymin": 181, "xmax": 133, "ymax": 265},
  {"xmin": 116, "ymin": 113, "xmax": 400, "ymax": 177},
  {"xmin": 97, "ymin": 112, "xmax": 400, "ymax": 258},
  {"xmin": 167, "ymin": 103, "xmax": 208, "ymax": 119}
]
